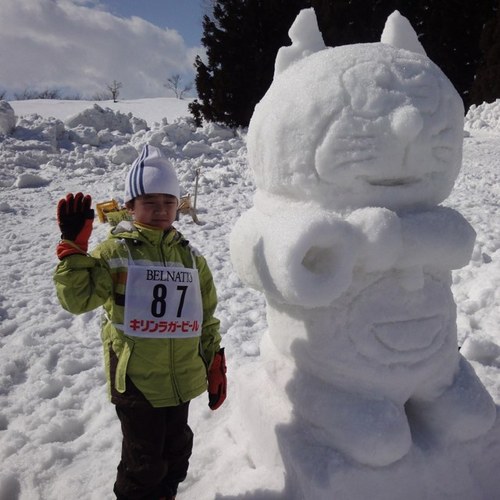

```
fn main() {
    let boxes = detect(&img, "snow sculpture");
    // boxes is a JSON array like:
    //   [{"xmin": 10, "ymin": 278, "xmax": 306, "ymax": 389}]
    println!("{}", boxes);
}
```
[
  {"xmin": 230, "ymin": 7, "xmax": 496, "ymax": 493},
  {"xmin": 0, "ymin": 101, "xmax": 16, "ymax": 135}
]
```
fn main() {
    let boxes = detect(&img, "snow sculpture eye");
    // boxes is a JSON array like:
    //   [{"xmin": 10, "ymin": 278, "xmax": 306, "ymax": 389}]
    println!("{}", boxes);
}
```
[
  {"xmin": 343, "ymin": 62, "xmax": 401, "ymax": 117},
  {"xmin": 342, "ymin": 59, "xmax": 439, "ymax": 119},
  {"xmin": 393, "ymin": 60, "xmax": 440, "ymax": 114}
]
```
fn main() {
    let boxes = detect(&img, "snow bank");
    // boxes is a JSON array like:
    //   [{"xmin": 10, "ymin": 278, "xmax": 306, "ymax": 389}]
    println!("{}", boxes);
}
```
[{"xmin": 466, "ymin": 99, "xmax": 500, "ymax": 133}]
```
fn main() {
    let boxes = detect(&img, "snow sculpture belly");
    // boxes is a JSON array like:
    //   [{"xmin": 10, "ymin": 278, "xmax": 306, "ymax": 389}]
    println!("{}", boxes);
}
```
[{"xmin": 230, "ymin": 9, "xmax": 496, "ymax": 470}]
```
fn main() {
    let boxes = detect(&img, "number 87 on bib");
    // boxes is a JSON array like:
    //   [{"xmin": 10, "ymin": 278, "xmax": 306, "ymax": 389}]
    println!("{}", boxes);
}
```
[{"xmin": 124, "ymin": 266, "xmax": 203, "ymax": 339}]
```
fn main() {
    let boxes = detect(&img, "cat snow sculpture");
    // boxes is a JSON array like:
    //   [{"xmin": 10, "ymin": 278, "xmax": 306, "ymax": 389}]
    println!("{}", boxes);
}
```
[{"xmin": 230, "ymin": 9, "xmax": 496, "ymax": 469}]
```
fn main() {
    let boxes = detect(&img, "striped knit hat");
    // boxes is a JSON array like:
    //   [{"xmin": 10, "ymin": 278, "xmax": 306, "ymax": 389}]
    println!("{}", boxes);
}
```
[{"xmin": 124, "ymin": 144, "xmax": 180, "ymax": 202}]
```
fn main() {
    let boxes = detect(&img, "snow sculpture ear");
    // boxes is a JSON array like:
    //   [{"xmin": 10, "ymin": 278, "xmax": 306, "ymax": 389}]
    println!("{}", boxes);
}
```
[
  {"xmin": 381, "ymin": 10, "xmax": 427, "ymax": 56},
  {"xmin": 274, "ymin": 8, "xmax": 326, "ymax": 77}
]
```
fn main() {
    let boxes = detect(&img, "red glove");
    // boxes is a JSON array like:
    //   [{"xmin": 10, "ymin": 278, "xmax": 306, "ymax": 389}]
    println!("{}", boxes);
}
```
[
  {"xmin": 56, "ymin": 192, "xmax": 94, "ymax": 259},
  {"xmin": 208, "ymin": 348, "xmax": 227, "ymax": 410}
]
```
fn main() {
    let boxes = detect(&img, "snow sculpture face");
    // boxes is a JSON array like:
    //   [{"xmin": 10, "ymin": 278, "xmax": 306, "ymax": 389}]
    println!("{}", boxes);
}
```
[{"xmin": 247, "ymin": 27, "xmax": 464, "ymax": 211}]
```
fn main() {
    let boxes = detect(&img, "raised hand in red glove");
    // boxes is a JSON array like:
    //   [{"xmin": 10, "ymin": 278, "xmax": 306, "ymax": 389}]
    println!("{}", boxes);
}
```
[
  {"xmin": 208, "ymin": 348, "xmax": 227, "ymax": 410},
  {"xmin": 56, "ymin": 192, "xmax": 94, "ymax": 259}
]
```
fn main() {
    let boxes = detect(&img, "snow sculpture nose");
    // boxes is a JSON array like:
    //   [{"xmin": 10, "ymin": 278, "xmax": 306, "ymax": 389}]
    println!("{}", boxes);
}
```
[{"xmin": 390, "ymin": 105, "xmax": 423, "ymax": 141}]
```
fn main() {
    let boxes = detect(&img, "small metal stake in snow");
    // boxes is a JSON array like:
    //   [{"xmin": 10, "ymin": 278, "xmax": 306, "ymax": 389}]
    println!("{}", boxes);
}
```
[
  {"xmin": 177, "ymin": 168, "xmax": 201, "ymax": 224},
  {"xmin": 193, "ymin": 168, "xmax": 200, "ymax": 212}
]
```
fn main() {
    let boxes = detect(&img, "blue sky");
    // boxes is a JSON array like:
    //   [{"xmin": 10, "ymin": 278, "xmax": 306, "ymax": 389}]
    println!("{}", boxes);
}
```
[
  {"xmin": 99, "ymin": 0, "xmax": 207, "ymax": 47},
  {"xmin": 0, "ymin": 0, "xmax": 211, "ymax": 99}
]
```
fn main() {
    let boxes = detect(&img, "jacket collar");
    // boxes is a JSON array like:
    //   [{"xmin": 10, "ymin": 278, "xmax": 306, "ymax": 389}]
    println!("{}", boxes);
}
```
[{"xmin": 111, "ymin": 221, "xmax": 179, "ymax": 246}]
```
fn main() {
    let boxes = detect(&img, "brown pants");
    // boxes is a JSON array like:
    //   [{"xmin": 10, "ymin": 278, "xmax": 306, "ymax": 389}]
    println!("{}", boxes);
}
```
[{"xmin": 113, "ymin": 402, "xmax": 193, "ymax": 500}]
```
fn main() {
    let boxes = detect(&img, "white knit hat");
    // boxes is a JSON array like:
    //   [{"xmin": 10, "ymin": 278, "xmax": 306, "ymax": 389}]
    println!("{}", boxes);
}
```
[{"xmin": 124, "ymin": 145, "xmax": 180, "ymax": 202}]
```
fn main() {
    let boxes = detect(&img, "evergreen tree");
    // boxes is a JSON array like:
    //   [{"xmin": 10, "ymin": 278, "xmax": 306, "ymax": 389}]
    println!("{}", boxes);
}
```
[
  {"xmin": 470, "ymin": 0, "xmax": 500, "ymax": 105},
  {"xmin": 415, "ymin": 0, "xmax": 496, "ymax": 107},
  {"xmin": 190, "ymin": 0, "xmax": 310, "ymax": 127}
]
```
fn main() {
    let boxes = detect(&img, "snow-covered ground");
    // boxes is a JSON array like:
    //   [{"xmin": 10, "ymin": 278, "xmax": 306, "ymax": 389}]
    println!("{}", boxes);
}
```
[{"xmin": 0, "ymin": 96, "xmax": 499, "ymax": 499}]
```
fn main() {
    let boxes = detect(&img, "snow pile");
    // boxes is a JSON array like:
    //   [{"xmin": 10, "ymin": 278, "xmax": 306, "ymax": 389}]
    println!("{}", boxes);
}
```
[
  {"xmin": 465, "ymin": 98, "xmax": 500, "ymax": 133},
  {"xmin": 65, "ymin": 104, "xmax": 147, "ymax": 135},
  {"xmin": 0, "ymin": 101, "xmax": 16, "ymax": 135},
  {"xmin": 0, "ymin": 100, "xmax": 247, "ymax": 200}
]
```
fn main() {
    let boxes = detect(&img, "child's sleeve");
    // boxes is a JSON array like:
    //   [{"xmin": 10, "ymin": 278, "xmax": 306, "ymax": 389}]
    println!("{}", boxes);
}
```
[
  {"xmin": 197, "ymin": 254, "xmax": 221, "ymax": 366},
  {"xmin": 54, "ymin": 252, "xmax": 113, "ymax": 314}
]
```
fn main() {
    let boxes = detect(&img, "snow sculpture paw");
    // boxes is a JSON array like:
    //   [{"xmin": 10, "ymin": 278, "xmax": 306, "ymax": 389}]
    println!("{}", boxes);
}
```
[
  {"xmin": 288, "ymin": 373, "xmax": 412, "ymax": 467},
  {"xmin": 231, "ymin": 206, "xmax": 361, "ymax": 308},
  {"xmin": 409, "ymin": 357, "xmax": 496, "ymax": 443}
]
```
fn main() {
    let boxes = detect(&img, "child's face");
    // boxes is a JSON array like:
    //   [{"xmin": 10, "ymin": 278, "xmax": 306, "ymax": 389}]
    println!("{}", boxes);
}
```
[{"xmin": 127, "ymin": 193, "xmax": 178, "ymax": 230}]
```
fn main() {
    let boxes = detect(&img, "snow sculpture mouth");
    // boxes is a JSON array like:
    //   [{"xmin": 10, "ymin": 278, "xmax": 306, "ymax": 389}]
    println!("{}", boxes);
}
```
[
  {"xmin": 365, "ymin": 176, "xmax": 420, "ymax": 187},
  {"xmin": 372, "ymin": 314, "xmax": 442, "ymax": 352}
]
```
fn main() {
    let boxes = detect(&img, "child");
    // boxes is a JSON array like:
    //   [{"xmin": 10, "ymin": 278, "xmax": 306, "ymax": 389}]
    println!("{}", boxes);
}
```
[{"xmin": 54, "ymin": 145, "xmax": 227, "ymax": 500}]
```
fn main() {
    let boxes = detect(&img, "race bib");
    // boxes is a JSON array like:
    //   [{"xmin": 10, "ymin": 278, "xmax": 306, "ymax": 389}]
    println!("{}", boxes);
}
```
[{"xmin": 124, "ymin": 265, "xmax": 203, "ymax": 338}]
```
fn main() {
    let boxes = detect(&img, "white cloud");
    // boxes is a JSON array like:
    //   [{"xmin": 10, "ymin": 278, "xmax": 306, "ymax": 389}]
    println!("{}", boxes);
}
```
[{"xmin": 0, "ymin": 0, "xmax": 203, "ymax": 99}]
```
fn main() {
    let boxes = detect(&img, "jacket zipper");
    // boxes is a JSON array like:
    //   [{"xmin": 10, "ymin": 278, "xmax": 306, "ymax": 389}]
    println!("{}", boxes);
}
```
[{"xmin": 160, "ymin": 231, "xmax": 183, "ymax": 405}]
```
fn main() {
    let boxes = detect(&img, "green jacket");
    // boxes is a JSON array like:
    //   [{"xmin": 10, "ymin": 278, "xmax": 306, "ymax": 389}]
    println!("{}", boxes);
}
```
[{"xmin": 54, "ymin": 221, "xmax": 221, "ymax": 408}]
